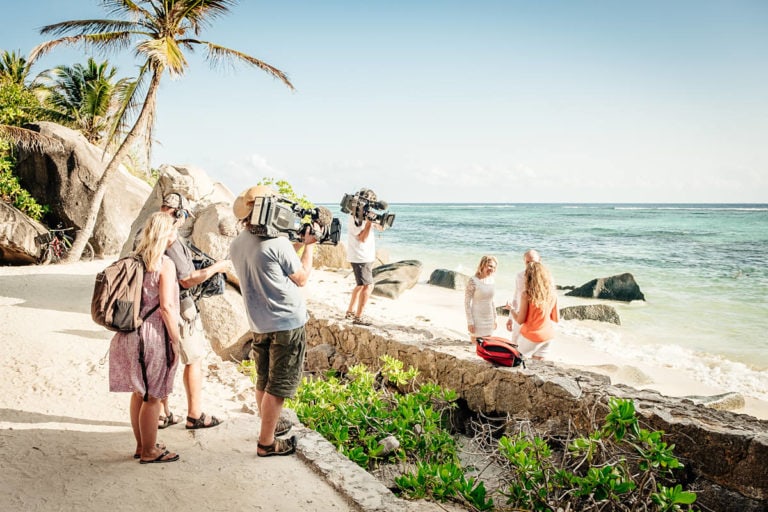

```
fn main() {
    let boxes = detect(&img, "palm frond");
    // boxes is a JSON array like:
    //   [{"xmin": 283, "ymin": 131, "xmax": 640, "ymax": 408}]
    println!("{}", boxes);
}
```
[
  {"xmin": 29, "ymin": 32, "xmax": 134, "ymax": 64},
  {"xmin": 202, "ymin": 41, "xmax": 294, "ymax": 90},
  {"xmin": 102, "ymin": 62, "xmax": 150, "ymax": 148},
  {"xmin": 179, "ymin": 0, "xmax": 238, "ymax": 34},
  {"xmin": 39, "ymin": 19, "xmax": 137, "ymax": 37},
  {"xmin": 0, "ymin": 125, "xmax": 64, "ymax": 153},
  {"xmin": 101, "ymin": 0, "xmax": 152, "ymax": 20}
]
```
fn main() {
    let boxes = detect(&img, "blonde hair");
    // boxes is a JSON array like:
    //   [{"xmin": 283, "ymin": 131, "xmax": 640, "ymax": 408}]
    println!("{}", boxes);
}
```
[
  {"xmin": 475, "ymin": 255, "xmax": 498, "ymax": 277},
  {"xmin": 524, "ymin": 261, "xmax": 554, "ymax": 308},
  {"xmin": 134, "ymin": 212, "xmax": 177, "ymax": 272}
]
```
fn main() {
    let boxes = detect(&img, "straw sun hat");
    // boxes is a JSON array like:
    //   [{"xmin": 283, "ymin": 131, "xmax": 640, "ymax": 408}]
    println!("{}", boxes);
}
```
[{"xmin": 233, "ymin": 185, "xmax": 275, "ymax": 220}]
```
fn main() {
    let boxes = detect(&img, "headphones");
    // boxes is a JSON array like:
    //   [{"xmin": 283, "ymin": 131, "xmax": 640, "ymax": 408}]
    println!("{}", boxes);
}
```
[{"xmin": 166, "ymin": 192, "xmax": 187, "ymax": 219}]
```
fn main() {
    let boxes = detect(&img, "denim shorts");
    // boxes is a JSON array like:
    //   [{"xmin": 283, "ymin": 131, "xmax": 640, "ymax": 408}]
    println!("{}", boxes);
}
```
[{"xmin": 251, "ymin": 326, "xmax": 306, "ymax": 399}]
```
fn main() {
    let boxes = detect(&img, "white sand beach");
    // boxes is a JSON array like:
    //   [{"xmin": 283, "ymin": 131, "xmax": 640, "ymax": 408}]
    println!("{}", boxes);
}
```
[
  {"xmin": 0, "ymin": 260, "xmax": 354, "ymax": 512},
  {"xmin": 1, "ymin": 259, "xmax": 766, "ymax": 510}
]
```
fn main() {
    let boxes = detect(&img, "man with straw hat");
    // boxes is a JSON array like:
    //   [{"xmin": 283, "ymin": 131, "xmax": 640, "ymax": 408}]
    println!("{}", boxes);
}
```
[{"xmin": 230, "ymin": 185, "xmax": 318, "ymax": 457}]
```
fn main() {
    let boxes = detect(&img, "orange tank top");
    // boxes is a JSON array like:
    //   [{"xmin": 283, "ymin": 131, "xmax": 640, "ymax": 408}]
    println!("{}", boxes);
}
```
[{"xmin": 520, "ymin": 300, "xmax": 558, "ymax": 342}]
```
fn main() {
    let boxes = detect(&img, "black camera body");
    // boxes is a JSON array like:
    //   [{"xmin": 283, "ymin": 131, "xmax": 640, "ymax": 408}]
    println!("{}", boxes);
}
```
[
  {"xmin": 250, "ymin": 195, "xmax": 340, "ymax": 245},
  {"xmin": 340, "ymin": 192, "xmax": 395, "ymax": 229}
]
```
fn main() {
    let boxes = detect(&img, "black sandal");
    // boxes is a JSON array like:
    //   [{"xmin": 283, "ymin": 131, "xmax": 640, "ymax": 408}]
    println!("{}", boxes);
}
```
[
  {"xmin": 185, "ymin": 412, "xmax": 222, "ymax": 430},
  {"xmin": 133, "ymin": 442, "xmax": 166, "ymax": 459},
  {"xmin": 139, "ymin": 449, "xmax": 180, "ymax": 464},
  {"xmin": 158, "ymin": 412, "xmax": 181, "ymax": 429},
  {"xmin": 257, "ymin": 435, "xmax": 297, "ymax": 457}
]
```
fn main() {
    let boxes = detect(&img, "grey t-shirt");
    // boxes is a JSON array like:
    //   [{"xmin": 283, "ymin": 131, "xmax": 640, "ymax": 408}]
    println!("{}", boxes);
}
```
[
  {"xmin": 165, "ymin": 238, "xmax": 195, "ymax": 281},
  {"xmin": 230, "ymin": 231, "xmax": 306, "ymax": 334}
]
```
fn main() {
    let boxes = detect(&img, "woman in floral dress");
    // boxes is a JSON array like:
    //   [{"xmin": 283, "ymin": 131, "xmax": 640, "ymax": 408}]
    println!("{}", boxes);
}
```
[{"xmin": 109, "ymin": 212, "xmax": 182, "ymax": 463}]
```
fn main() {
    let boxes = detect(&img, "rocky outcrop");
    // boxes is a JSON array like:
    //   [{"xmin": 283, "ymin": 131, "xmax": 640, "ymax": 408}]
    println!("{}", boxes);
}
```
[
  {"xmin": 315, "ymin": 242, "xmax": 349, "ymax": 269},
  {"xmin": 301, "ymin": 306, "xmax": 768, "ymax": 510},
  {"xmin": 118, "ymin": 163, "xmax": 236, "ymax": 258},
  {"xmin": 372, "ymin": 260, "xmax": 422, "ymax": 299},
  {"xmin": 428, "ymin": 269, "xmax": 470, "ymax": 290},
  {"xmin": 559, "ymin": 304, "xmax": 621, "ymax": 325},
  {"xmin": 15, "ymin": 122, "xmax": 151, "ymax": 256},
  {"xmin": 0, "ymin": 202, "xmax": 48, "ymax": 265},
  {"xmin": 197, "ymin": 286, "xmax": 251, "ymax": 363},
  {"xmin": 565, "ymin": 272, "xmax": 645, "ymax": 302}
]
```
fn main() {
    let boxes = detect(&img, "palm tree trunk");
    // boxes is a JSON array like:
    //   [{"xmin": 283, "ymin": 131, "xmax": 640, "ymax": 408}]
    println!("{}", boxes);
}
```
[{"xmin": 65, "ymin": 70, "xmax": 161, "ymax": 262}]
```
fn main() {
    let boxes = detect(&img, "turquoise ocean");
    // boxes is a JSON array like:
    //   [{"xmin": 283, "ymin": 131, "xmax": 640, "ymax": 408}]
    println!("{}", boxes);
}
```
[{"xmin": 331, "ymin": 203, "xmax": 768, "ymax": 403}]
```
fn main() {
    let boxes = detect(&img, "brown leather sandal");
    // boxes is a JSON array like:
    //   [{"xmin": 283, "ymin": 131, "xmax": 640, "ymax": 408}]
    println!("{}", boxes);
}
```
[
  {"xmin": 275, "ymin": 416, "xmax": 292, "ymax": 437},
  {"xmin": 257, "ymin": 435, "xmax": 296, "ymax": 457}
]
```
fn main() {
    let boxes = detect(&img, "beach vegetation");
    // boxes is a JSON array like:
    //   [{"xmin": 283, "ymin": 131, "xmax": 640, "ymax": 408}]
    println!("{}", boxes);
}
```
[
  {"xmin": 0, "ymin": 49, "xmax": 48, "ymax": 96},
  {"xmin": 258, "ymin": 177, "xmax": 314, "ymax": 210},
  {"xmin": 29, "ymin": 0, "xmax": 295, "ymax": 262},
  {"xmin": 496, "ymin": 396, "xmax": 697, "ymax": 511},
  {"xmin": 0, "ymin": 140, "xmax": 47, "ymax": 220},
  {"xmin": 287, "ymin": 357, "xmax": 698, "ymax": 511}
]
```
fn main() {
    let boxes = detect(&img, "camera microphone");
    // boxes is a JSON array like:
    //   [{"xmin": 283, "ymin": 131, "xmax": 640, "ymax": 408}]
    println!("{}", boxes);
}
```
[
  {"xmin": 315, "ymin": 206, "xmax": 333, "ymax": 228},
  {"xmin": 375, "ymin": 200, "xmax": 388, "ymax": 210}
]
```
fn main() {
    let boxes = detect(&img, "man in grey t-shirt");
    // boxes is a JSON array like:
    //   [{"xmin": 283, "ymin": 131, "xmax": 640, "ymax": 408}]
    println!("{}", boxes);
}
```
[{"xmin": 230, "ymin": 185, "xmax": 317, "ymax": 457}]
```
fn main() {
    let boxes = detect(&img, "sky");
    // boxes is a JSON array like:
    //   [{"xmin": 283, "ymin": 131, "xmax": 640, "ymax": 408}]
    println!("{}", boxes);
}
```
[{"xmin": 2, "ymin": 0, "xmax": 767, "ymax": 204}]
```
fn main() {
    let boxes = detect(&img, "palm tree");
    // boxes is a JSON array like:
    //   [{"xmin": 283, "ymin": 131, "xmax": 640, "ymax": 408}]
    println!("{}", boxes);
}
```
[
  {"xmin": 0, "ymin": 50, "xmax": 31, "ymax": 85},
  {"xmin": 0, "ymin": 49, "xmax": 48, "ymax": 98},
  {"xmin": 0, "ymin": 72, "xmax": 62, "ymax": 153},
  {"xmin": 41, "ymin": 58, "xmax": 133, "ymax": 146},
  {"xmin": 30, "ymin": 0, "xmax": 294, "ymax": 261}
]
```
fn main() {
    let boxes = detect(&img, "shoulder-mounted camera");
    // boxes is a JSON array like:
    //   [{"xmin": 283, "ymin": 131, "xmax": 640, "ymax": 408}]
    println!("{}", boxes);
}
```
[
  {"xmin": 250, "ymin": 194, "xmax": 341, "ymax": 245},
  {"xmin": 340, "ymin": 189, "xmax": 395, "ymax": 229}
]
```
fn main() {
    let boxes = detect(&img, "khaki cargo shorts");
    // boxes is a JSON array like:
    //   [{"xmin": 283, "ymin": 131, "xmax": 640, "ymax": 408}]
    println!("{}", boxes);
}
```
[
  {"xmin": 179, "ymin": 315, "xmax": 207, "ymax": 365},
  {"xmin": 251, "ymin": 326, "xmax": 306, "ymax": 399}
]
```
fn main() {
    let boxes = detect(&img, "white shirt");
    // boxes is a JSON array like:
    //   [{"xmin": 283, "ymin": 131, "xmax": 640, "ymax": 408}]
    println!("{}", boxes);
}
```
[{"xmin": 346, "ymin": 216, "xmax": 375, "ymax": 263}]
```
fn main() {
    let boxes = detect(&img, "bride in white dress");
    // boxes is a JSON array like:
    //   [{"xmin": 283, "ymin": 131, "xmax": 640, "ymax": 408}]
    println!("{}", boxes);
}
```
[{"xmin": 464, "ymin": 255, "xmax": 498, "ymax": 342}]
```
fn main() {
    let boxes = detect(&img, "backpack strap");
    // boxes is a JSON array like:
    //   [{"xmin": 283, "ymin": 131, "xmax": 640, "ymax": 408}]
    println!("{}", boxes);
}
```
[
  {"xmin": 141, "ymin": 304, "xmax": 159, "ymax": 321},
  {"xmin": 138, "ymin": 336, "xmax": 150, "ymax": 402}
]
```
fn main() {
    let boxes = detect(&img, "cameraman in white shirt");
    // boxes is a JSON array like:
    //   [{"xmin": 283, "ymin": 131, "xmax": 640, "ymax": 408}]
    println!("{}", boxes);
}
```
[{"xmin": 345, "ymin": 188, "xmax": 381, "ymax": 326}]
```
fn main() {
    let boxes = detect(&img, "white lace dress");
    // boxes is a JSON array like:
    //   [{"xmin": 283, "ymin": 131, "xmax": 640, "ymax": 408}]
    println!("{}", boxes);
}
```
[{"xmin": 464, "ymin": 275, "xmax": 496, "ymax": 339}]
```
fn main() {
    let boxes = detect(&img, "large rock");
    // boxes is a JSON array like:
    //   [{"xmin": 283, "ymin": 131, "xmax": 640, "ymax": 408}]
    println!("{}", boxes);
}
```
[
  {"xmin": 15, "ymin": 122, "xmax": 151, "ymax": 256},
  {"xmin": 565, "ymin": 273, "xmax": 645, "ymax": 302},
  {"xmin": 0, "ymin": 202, "xmax": 48, "ymax": 265},
  {"xmin": 372, "ymin": 260, "xmax": 422, "ymax": 299},
  {"xmin": 428, "ymin": 269, "xmax": 471, "ymax": 290},
  {"xmin": 559, "ymin": 304, "xmax": 621, "ymax": 325},
  {"xmin": 118, "ymin": 164, "xmax": 236, "ymax": 258},
  {"xmin": 197, "ymin": 286, "xmax": 250, "ymax": 362},
  {"xmin": 314, "ymin": 242, "xmax": 348, "ymax": 269}
]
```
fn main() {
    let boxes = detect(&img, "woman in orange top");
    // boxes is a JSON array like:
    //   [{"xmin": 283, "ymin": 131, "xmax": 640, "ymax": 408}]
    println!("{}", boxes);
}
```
[{"xmin": 510, "ymin": 261, "xmax": 558, "ymax": 360}]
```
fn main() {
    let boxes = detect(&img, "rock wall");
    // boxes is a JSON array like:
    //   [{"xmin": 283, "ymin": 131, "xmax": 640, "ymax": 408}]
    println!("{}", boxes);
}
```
[{"xmin": 303, "ymin": 302, "xmax": 768, "ymax": 510}]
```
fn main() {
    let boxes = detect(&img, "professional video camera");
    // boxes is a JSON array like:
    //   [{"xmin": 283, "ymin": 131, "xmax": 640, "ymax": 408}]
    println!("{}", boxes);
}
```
[
  {"xmin": 250, "ymin": 194, "xmax": 341, "ymax": 245},
  {"xmin": 340, "ymin": 189, "xmax": 395, "ymax": 229}
]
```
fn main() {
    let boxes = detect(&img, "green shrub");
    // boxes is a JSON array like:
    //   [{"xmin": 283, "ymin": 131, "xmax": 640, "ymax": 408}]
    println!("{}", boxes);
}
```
[
  {"xmin": 274, "ymin": 357, "xmax": 697, "ymax": 511},
  {"xmin": 0, "ymin": 141, "xmax": 47, "ymax": 220},
  {"xmin": 287, "ymin": 355, "xmax": 492, "ymax": 510},
  {"xmin": 0, "ymin": 81, "xmax": 41, "ymax": 126},
  {"xmin": 498, "ymin": 397, "xmax": 698, "ymax": 511}
]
